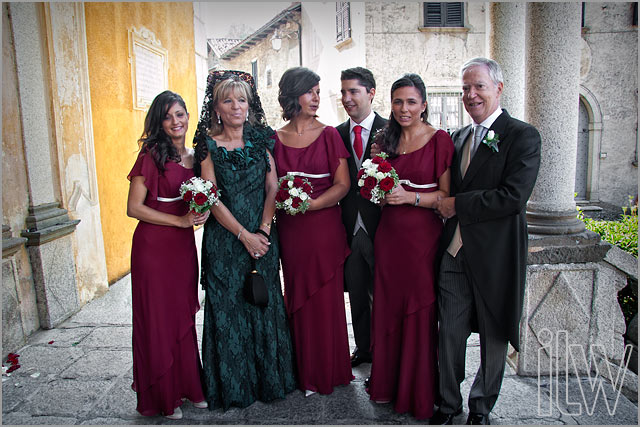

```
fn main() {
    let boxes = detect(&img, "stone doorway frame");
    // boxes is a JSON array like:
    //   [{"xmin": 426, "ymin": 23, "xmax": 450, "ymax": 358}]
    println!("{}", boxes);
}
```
[{"xmin": 578, "ymin": 85, "xmax": 603, "ymax": 202}]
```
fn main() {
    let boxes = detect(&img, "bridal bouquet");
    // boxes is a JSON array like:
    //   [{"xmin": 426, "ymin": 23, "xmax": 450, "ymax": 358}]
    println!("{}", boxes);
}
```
[
  {"xmin": 179, "ymin": 177, "xmax": 220, "ymax": 213},
  {"xmin": 276, "ymin": 174, "xmax": 313, "ymax": 215},
  {"xmin": 357, "ymin": 152, "xmax": 399, "ymax": 204}
]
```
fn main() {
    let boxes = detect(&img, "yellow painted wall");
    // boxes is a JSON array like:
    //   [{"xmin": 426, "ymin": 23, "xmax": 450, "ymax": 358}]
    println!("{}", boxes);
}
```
[{"xmin": 85, "ymin": 2, "xmax": 197, "ymax": 283}]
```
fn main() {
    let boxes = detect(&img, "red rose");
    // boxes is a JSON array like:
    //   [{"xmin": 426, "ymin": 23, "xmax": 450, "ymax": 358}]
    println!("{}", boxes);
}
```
[
  {"xmin": 378, "ymin": 161, "xmax": 392, "ymax": 173},
  {"xmin": 357, "ymin": 169, "xmax": 365, "ymax": 180},
  {"xmin": 363, "ymin": 176, "xmax": 377, "ymax": 190},
  {"xmin": 182, "ymin": 190, "xmax": 193, "ymax": 202},
  {"xmin": 291, "ymin": 197, "xmax": 302, "ymax": 208},
  {"xmin": 379, "ymin": 177, "xmax": 395, "ymax": 192},
  {"xmin": 194, "ymin": 192, "xmax": 208, "ymax": 205},
  {"xmin": 302, "ymin": 182, "xmax": 312, "ymax": 193},
  {"xmin": 276, "ymin": 189, "xmax": 289, "ymax": 203},
  {"xmin": 372, "ymin": 155, "xmax": 383, "ymax": 164},
  {"xmin": 293, "ymin": 177, "xmax": 304, "ymax": 187},
  {"xmin": 360, "ymin": 187, "xmax": 372, "ymax": 200},
  {"xmin": 280, "ymin": 179, "xmax": 289, "ymax": 189}
]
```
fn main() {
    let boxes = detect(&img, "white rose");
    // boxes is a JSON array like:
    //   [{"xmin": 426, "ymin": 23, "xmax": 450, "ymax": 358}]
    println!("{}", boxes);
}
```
[
  {"xmin": 288, "ymin": 180, "xmax": 294, "ymax": 188},
  {"xmin": 300, "ymin": 193, "xmax": 308, "ymax": 201},
  {"xmin": 362, "ymin": 159, "xmax": 372, "ymax": 168},
  {"xmin": 358, "ymin": 179, "xmax": 364, "ymax": 187},
  {"xmin": 487, "ymin": 130, "xmax": 495, "ymax": 140},
  {"xmin": 289, "ymin": 188, "xmax": 300, "ymax": 197},
  {"xmin": 284, "ymin": 198, "xmax": 293, "ymax": 206},
  {"xmin": 375, "ymin": 171, "xmax": 385, "ymax": 180}
]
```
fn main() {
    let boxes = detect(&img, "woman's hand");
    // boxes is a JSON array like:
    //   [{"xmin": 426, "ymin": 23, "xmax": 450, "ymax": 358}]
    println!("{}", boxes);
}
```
[
  {"xmin": 384, "ymin": 185, "xmax": 412, "ymax": 205},
  {"xmin": 240, "ymin": 231, "xmax": 271, "ymax": 259},
  {"xmin": 193, "ymin": 210, "xmax": 210, "ymax": 226},
  {"xmin": 177, "ymin": 211, "xmax": 208, "ymax": 228}
]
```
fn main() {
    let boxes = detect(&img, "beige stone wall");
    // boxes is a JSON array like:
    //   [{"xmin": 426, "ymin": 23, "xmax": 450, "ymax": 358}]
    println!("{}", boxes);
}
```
[
  {"xmin": 365, "ymin": 2, "xmax": 486, "ymax": 123},
  {"xmin": 581, "ymin": 2, "xmax": 638, "ymax": 206},
  {"xmin": 220, "ymin": 16, "xmax": 301, "ymax": 130}
]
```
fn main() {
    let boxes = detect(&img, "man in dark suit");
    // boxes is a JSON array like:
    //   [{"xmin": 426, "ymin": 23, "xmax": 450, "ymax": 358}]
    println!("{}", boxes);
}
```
[
  {"xmin": 336, "ymin": 67, "xmax": 387, "ymax": 367},
  {"xmin": 432, "ymin": 58, "xmax": 541, "ymax": 425}
]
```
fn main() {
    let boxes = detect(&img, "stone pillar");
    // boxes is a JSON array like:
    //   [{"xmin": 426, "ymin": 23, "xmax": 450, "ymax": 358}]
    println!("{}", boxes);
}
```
[
  {"xmin": 525, "ymin": 2, "xmax": 584, "ymax": 235},
  {"xmin": 488, "ymin": 2, "xmax": 526, "ymax": 120},
  {"xmin": 9, "ymin": 3, "xmax": 81, "ymax": 328},
  {"xmin": 517, "ymin": 4, "xmax": 631, "ymax": 391},
  {"xmin": 43, "ymin": 3, "xmax": 109, "ymax": 303}
]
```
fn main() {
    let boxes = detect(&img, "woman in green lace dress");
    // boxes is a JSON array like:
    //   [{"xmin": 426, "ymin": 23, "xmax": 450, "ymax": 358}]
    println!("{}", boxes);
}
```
[{"xmin": 193, "ymin": 70, "xmax": 296, "ymax": 410}]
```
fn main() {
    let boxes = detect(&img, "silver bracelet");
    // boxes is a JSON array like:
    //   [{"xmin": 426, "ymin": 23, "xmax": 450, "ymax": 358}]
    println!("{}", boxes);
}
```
[
  {"xmin": 237, "ymin": 228, "xmax": 243, "ymax": 240},
  {"xmin": 414, "ymin": 192, "xmax": 420, "ymax": 206}
]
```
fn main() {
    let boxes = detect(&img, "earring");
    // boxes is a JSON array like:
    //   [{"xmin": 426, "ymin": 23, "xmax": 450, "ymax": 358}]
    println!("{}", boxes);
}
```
[
  {"xmin": 217, "ymin": 113, "xmax": 221, "ymax": 124},
  {"xmin": 245, "ymin": 112, "xmax": 249, "ymax": 122}
]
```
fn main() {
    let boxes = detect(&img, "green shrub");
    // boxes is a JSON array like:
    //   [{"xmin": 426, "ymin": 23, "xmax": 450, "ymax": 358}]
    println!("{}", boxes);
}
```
[{"xmin": 577, "ymin": 197, "xmax": 638, "ymax": 257}]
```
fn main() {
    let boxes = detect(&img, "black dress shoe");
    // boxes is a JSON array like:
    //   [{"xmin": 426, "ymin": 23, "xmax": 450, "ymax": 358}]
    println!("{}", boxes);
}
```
[
  {"xmin": 466, "ymin": 413, "xmax": 489, "ymax": 425},
  {"xmin": 350, "ymin": 353, "xmax": 372, "ymax": 367},
  {"xmin": 430, "ymin": 408, "xmax": 462, "ymax": 425}
]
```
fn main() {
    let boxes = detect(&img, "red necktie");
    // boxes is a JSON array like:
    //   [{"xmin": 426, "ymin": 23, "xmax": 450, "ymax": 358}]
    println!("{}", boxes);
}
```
[{"xmin": 353, "ymin": 125, "xmax": 363, "ymax": 159}]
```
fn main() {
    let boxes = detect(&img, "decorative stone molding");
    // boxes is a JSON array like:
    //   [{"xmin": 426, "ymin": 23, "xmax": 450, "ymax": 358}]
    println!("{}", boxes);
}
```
[
  {"xmin": 20, "ymin": 203, "xmax": 80, "ymax": 247},
  {"xmin": 2, "ymin": 225, "xmax": 27, "ymax": 258}
]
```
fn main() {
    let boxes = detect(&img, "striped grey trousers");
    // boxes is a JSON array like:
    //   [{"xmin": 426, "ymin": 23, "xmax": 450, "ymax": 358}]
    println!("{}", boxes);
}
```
[{"xmin": 437, "ymin": 249, "xmax": 508, "ymax": 415}]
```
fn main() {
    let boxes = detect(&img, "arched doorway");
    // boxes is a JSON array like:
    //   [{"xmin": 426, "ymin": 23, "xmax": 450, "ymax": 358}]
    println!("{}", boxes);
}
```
[{"xmin": 575, "ymin": 98, "xmax": 589, "ymax": 199}]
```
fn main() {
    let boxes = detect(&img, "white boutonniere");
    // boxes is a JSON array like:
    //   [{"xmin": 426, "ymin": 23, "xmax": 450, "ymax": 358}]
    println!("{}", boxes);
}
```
[{"xmin": 483, "ymin": 130, "xmax": 500, "ymax": 153}]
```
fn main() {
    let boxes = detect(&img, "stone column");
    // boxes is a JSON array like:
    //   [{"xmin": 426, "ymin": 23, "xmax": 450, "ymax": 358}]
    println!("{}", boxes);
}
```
[
  {"xmin": 525, "ymin": 2, "xmax": 584, "ymax": 235},
  {"xmin": 9, "ymin": 2, "xmax": 81, "ymax": 328},
  {"xmin": 517, "ymin": 4, "xmax": 630, "ymax": 387},
  {"xmin": 43, "ymin": 2, "xmax": 109, "ymax": 303},
  {"xmin": 488, "ymin": 2, "xmax": 526, "ymax": 120}
]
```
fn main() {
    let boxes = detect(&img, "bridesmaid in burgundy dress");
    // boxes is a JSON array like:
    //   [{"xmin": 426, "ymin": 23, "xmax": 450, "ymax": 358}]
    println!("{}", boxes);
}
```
[
  {"xmin": 273, "ymin": 67, "xmax": 354, "ymax": 396},
  {"xmin": 368, "ymin": 74, "xmax": 454, "ymax": 419},
  {"xmin": 127, "ymin": 91, "xmax": 209, "ymax": 419}
]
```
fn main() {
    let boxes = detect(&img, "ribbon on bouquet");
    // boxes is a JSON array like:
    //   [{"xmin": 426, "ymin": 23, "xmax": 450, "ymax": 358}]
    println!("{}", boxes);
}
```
[
  {"xmin": 280, "ymin": 171, "xmax": 330, "ymax": 179},
  {"xmin": 398, "ymin": 179, "xmax": 438, "ymax": 189},
  {"xmin": 157, "ymin": 196, "xmax": 183, "ymax": 202}
]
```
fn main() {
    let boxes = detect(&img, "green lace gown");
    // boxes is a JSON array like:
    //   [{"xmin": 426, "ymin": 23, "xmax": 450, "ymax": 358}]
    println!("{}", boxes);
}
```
[{"xmin": 200, "ymin": 125, "xmax": 296, "ymax": 410}]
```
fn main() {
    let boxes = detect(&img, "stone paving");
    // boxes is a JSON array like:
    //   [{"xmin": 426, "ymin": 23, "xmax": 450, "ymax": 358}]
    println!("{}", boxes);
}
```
[{"xmin": 2, "ymin": 275, "xmax": 638, "ymax": 425}]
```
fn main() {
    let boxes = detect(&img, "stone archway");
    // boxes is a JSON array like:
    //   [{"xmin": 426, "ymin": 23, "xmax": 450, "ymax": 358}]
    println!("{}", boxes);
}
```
[{"xmin": 577, "ymin": 85, "xmax": 603, "ymax": 202}]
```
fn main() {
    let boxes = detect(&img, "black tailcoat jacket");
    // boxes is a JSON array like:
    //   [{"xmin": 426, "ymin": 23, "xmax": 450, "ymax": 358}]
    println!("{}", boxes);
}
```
[
  {"xmin": 438, "ymin": 109, "xmax": 541, "ymax": 351},
  {"xmin": 337, "ymin": 113, "xmax": 388, "ymax": 245}
]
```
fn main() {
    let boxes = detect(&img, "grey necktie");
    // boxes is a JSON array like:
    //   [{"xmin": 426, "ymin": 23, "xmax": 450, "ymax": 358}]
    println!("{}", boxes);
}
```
[{"xmin": 471, "ymin": 125, "xmax": 485, "ymax": 158}]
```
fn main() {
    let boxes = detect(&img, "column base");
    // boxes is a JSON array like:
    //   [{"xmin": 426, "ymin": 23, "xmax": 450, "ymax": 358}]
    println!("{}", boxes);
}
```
[
  {"xmin": 526, "ymin": 208, "xmax": 586, "ymax": 235},
  {"xmin": 20, "ymin": 203, "xmax": 80, "ymax": 329}
]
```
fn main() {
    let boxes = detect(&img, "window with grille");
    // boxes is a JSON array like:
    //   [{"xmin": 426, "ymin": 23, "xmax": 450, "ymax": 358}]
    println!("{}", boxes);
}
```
[
  {"xmin": 251, "ymin": 60, "xmax": 258, "ymax": 90},
  {"xmin": 336, "ymin": 2, "xmax": 351, "ymax": 43},
  {"xmin": 266, "ymin": 67, "xmax": 272, "ymax": 88},
  {"xmin": 428, "ymin": 91, "xmax": 464, "ymax": 133},
  {"xmin": 423, "ymin": 2, "xmax": 464, "ymax": 27}
]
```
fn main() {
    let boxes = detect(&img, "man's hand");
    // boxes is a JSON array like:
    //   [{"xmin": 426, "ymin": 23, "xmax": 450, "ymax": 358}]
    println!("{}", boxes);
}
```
[{"xmin": 435, "ymin": 196, "xmax": 456, "ymax": 219}]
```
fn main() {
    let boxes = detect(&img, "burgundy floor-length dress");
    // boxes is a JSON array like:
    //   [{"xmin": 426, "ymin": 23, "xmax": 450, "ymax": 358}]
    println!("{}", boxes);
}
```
[
  {"xmin": 273, "ymin": 126, "xmax": 354, "ymax": 394},
  {"xmin": 128, "ymin": 152, "xmax": 205, "ymax": 416},
  {"xmin": 368, "ymin": 130, "xmax": 454, "ymax": 419}
]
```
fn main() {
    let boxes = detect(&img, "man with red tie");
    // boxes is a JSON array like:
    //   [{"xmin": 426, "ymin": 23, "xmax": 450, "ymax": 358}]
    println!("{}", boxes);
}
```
[{"xmin": 336, "ymin": 67, "xmax": 388, "ymax": 368}]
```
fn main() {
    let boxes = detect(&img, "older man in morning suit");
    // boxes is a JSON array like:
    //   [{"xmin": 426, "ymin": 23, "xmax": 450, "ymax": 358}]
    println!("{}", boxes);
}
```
[
  {"xmin": 433, "ymin": 58, "xmax": 541, "ymax": 425},
  {"xmin": 336, "ymin": 67, "xmax": 388, "ymax": 367}
]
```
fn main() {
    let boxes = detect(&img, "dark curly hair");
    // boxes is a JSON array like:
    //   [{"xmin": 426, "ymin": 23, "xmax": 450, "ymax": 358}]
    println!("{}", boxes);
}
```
[
  {"xmin": 138, "ymin": 90, "xmax": 187, "ymax": 172},
  {"xmin": 193, "ymin": 70, "xmax": 268, "ymax": 176},
  {"xmin": 277, "ymin": 67, "xmax": 320, "ymax": 121},
  {"xmin": 375, "ymin": 73, "xmax": 430, "ymax": 158}
]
